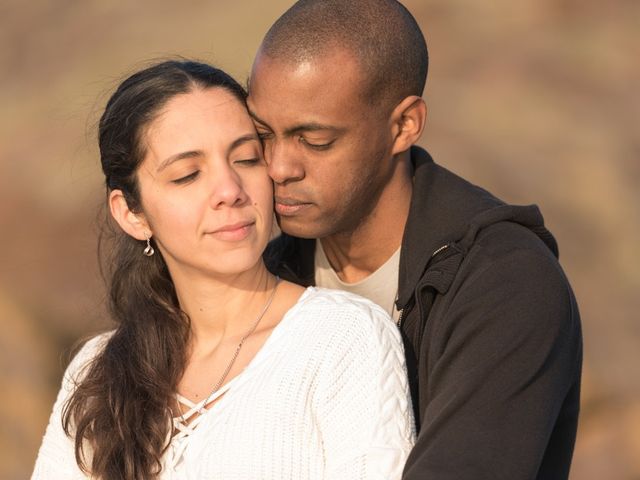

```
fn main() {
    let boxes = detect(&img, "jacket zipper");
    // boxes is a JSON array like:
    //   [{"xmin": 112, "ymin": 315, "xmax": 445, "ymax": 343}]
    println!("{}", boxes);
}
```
[{"xmin": 396, "ymin": 243, "xmax": 451, "ymax": 329}]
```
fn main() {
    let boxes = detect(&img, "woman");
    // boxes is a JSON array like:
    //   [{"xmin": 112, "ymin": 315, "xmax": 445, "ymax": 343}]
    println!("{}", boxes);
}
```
[{"xmin": 32, "ymin": 60, "xmax": 414, "ymax": 479}]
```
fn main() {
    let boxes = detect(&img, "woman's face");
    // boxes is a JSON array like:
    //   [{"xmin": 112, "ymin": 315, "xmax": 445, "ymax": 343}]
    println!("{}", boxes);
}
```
[{"xmin": 134, "ymin": 87, "xmax": 272, "ymax": 278}]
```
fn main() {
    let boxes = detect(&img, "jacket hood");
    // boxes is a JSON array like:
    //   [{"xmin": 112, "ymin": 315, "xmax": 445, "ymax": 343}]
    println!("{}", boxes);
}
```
[{"xmin": 397, "ymin": 147, "xmax": 559, "ymax": 308}]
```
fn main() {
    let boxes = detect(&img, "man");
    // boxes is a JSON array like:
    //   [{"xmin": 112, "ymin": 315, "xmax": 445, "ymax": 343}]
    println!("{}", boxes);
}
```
[{"xmin": 248, "ymin": 1, "xmax": 582, "ymax": 478}]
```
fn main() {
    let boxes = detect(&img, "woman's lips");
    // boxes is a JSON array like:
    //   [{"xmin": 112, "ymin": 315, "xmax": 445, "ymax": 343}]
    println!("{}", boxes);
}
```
[{"xmin": 209, "ymin": 221, "xmax": 255, "ymax": 241}]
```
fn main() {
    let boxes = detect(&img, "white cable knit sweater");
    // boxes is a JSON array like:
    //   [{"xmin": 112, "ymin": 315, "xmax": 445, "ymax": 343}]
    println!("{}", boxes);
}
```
[{"xmin": 32, "ymin": 287, "xmax": 415, "ymax": 479}]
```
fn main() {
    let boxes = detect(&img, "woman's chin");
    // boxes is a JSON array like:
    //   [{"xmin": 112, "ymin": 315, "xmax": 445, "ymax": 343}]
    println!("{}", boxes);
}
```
[{"xmin": 202, "ymin": 248, "xmax": 267, "ymax": 278}]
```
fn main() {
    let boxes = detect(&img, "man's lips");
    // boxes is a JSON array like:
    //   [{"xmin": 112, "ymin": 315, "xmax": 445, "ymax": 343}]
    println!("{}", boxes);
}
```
[
  {"xmin": 208, "ymin": 220, "xmax": 255, "ymax": 241},
  {"xmin": 274, "ymin": 197, "xmax": 312, "ymax": 216}
]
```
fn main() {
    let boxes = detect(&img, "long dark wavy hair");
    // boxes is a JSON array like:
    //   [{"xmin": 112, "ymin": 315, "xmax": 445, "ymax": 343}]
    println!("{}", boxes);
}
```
[{"xmin": 61, "ymin": 60, "xmax": 248, "ymax": 479}]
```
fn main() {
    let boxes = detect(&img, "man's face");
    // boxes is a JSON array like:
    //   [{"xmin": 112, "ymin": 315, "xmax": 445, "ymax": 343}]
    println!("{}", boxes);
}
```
[{"xmin": 247, "ymin": 49, "xmax": 395, "ymax": 239}]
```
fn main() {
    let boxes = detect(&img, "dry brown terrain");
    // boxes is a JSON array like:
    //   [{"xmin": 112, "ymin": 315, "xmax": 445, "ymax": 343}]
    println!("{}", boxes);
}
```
[{"xmin": 1, "ymin": 1, "xmax": 638, "ymax": 478}]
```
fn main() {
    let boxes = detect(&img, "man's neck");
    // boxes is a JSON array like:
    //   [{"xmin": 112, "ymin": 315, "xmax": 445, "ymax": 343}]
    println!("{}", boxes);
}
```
[{"xmin": 320, "ymin": 154, "xmax": 413, "ymax": 283}]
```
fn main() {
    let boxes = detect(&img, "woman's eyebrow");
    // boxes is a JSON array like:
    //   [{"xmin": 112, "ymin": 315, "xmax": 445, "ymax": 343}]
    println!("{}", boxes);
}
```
[
  {"xmin": 227, "ymin": 133, "xmax": 260, "ymax": 156},
  {"xmin": 157, "ymin": 150, "xmax": 203, "ymax": 173},
  {"xmin": 155, "ymin": 134, "xmax": 259, "ymax": 172}
]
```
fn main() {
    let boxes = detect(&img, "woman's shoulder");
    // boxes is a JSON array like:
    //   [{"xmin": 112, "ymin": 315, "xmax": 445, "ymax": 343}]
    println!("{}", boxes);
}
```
[
  {"xmin": 299, "ymin": 286, "xmax": 386, "ymax": 312},
  {"xmin": 287, "ymin": 288, "xmax": 409, "ymax": 403},
  {"xmin": 64, "ymin": 330, "xmax": 115, "ymax": 383},
  {"xmin": 289, "ymin": 286, "xmax": 402, "ymax": 346}
]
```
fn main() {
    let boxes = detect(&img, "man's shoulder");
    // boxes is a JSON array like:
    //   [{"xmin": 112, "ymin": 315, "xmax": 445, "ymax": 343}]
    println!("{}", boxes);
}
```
[
  {"xmin": 465, "ymin": 223, "xmax": 573, "ymax": 311},
  {"xmin": 404, "ymin": 146, "xmax": 509, "ymax": 258},
  {"xmin": 472, "ymin": 218, "xmax": 560, "ymax": 265},
  {"xmin": 401, "ymin": 146, "xmax": 565, "ymax": 307},
  {"xmin": 445, "ymin": 220, "xmax": 579, "ymax": 339}
]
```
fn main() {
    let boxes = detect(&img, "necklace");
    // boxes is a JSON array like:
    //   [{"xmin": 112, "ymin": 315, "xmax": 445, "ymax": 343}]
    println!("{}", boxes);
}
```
[{"xmin": 191, "ymin": 276, "xmax": 281, "ymax": 416}]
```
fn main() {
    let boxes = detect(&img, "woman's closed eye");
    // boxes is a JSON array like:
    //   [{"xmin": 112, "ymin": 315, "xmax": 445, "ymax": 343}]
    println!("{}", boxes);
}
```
[
  {"xmin": 171, "ymin": 171, "xmax": 200, "ymax": 185},
  {"xmin": 234, "ymin": 158, "xmax": 261, "ymax": 166}
]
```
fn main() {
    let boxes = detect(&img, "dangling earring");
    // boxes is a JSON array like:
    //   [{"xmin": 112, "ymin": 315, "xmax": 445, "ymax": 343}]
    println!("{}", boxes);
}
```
[{"xmin": 143, "ymin": 233, "xmax": 155, "ymax": 257}]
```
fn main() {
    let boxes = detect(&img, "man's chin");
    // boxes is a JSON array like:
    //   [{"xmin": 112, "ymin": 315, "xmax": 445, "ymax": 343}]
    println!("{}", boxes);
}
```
[{"xmin": 276, "ymin": 214, "xmax": 328, "ymax": 239}]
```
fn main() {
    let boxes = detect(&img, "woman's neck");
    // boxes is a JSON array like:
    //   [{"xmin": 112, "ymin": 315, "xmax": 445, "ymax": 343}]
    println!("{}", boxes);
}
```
[{"xmin": 169, "ymin": 262, "xmax": 277, "ymax": 355}]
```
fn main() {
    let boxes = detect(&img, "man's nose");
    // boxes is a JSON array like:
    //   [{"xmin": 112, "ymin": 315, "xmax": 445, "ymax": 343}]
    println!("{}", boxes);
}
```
[{"xmin": 265, "ymin": 139, "xmax": 305, "ymax": 185}]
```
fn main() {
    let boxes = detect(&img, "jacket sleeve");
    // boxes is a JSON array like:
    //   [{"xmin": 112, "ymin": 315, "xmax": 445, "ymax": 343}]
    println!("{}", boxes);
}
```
[
  {"xmin": 402, "ymin": 247, "xmax": 582, "ymax": 480},
  {"xmin": 313, "ymin": 301, "xmax": 416, "ymax": 480}
]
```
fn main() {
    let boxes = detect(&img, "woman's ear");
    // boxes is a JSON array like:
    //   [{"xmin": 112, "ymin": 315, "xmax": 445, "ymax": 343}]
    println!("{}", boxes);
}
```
[
  {"xmin": 389, "ymin": 95, "xmax": 427, "ymax": 156},
  {"xmin": 109, "ymin": 190, "xmax": 150, "ymax": 241}
]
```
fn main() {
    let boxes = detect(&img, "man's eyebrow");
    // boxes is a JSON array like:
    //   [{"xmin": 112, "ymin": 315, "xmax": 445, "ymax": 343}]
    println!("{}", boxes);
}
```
[
  {"xmin": 284, "ymin": 123, "xmax": 342, "ymax": 136},
  {"xmin": 157, "ymin": 150, "xmax": 202, "ymax": 173},
  {"xmin": 248, "ymin": 109, "xmax": 342, "ymax": 136}
]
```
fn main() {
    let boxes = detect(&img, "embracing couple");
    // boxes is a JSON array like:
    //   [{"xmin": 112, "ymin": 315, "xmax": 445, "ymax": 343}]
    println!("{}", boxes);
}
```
[{"xmin": 32, "ymin": 1, "xmax": 582, "ymax": 479}]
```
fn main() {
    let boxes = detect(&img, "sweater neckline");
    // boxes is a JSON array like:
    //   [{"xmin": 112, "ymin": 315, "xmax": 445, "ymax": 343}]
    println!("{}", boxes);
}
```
[
  {"xmin": 175, "ymin": 285, "xmax": 316, "ymax": 416},
  {"xmin": 167, "ymin": 286, "xmax": 317, "ymax": 467}
]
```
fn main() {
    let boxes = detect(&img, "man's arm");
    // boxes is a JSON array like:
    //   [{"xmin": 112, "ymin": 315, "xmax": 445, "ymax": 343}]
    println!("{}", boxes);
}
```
[{"xmin": 403, "ymin": 246, "xmax": 582, "ymax": 479}]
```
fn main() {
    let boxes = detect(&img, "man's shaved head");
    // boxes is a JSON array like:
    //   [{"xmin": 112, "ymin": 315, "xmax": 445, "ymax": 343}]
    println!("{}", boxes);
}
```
[{"xmin": 259, "ymin": 0, "xmax": 428, "ymax": 109}]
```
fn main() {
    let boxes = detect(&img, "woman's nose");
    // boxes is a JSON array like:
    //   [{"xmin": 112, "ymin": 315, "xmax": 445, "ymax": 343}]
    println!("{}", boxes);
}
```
[{"xmin": 209, "ymin": 167, "xmax": 248, "ymax": 208}]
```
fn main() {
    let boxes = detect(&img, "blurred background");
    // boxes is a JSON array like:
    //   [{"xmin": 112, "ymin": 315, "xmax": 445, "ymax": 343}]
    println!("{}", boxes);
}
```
[{"xmin": 1, "ymin": 0, "xmax": 638, "ymax": 478}]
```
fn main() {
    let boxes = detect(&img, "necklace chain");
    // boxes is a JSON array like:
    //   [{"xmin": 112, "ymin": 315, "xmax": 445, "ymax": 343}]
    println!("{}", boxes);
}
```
[{"xmin": 188, "ymin": 276, "xmax": 281, "ymax": 416}]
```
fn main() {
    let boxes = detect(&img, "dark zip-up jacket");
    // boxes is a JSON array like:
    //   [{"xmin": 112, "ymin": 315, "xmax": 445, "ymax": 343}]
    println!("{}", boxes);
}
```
[{"xmin": 264, "ymin": 146, "xmax": 582, "ymax": 479}]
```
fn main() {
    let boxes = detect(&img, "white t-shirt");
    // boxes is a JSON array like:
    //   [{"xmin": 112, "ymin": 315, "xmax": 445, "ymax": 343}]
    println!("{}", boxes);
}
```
[
  {"xmin": 32, "ymin": 287, "xmax": 415, "ymax": 480},
  {"xmin": 315, "ymin": 240, "xmax": 402, "ymax": 322}
]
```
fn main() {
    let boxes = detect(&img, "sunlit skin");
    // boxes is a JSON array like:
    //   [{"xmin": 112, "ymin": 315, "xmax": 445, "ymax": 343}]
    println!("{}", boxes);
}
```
[
  {"xmin": 248, "ymin": 47, "xmax": 425, "ymax": 282},
  {"xmin": 108, "ymin": 87, "xmax": 304, "ymax": 403},
  {"xmin": 134, "ymin": 88, "xmax": 273, "ymax": 281}
]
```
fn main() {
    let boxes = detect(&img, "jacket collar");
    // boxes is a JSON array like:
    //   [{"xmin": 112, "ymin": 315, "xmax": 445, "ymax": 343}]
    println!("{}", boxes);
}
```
[
  {"xmin": 397, "ymin": 146, "xmax": 558, "ymax": 307},
  {"xmin": 266, "ymin": 146, "xmax": 559, "ymax": 303}
]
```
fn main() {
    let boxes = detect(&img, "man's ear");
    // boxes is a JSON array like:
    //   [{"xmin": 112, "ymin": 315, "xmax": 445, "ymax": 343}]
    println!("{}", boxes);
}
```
[
  {"xmin": 389, "ymin": 96, "xmax": 427, "ymax": 156},
  {"xmin": 109, "ymin": 189, "xmax": 150, "ymax": 241}
]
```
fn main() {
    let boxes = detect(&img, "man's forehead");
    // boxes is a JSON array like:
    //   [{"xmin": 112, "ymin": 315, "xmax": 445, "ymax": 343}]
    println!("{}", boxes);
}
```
[
  {"xmin": 249, "ymin": 57, "xmax": 309, "ymax": 93},
  {"xmin": 247, "ymin": 49, "xmax": 373, "ymax": 129},
  {"xmin": 249, "ymin": 47, "xmax": 362, "ymax": 89}
]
